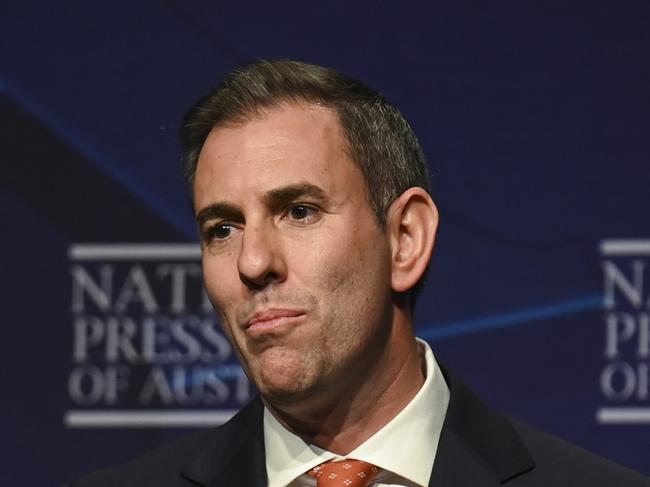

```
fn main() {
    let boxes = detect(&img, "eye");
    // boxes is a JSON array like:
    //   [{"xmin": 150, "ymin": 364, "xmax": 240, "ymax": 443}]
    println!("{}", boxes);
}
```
[
  {"xmin": 286, "ymin": 204, "xmax": 320, "ymax": 223},
  {"xmin": 208, "ymin": 223, "xmax": 235, "ymax": 240},
  {"xmin": 289, "ymin": 204, "xmax": 311, "ymax": 220}
]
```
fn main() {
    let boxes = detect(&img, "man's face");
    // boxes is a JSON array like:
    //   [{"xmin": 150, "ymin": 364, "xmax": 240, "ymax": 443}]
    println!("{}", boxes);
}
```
[{"xmin": 194, "ymin": 103, "xmax": 394, "ymax": 408}]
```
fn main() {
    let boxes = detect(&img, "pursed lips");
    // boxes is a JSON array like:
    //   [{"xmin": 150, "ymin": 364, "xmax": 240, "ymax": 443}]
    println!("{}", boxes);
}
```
[{"xmin": 245, "ymin": 308, "xmax": 306, "ymax": 336}]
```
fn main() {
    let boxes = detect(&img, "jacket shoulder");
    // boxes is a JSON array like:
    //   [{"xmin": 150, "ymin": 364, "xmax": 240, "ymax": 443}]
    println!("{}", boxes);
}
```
[
  {"xmin": 510, "ymin": 419, "xmax": 650, "ymax": 486},
  {"xmin": 65, "ymin": 399, "xmax": 265, "ymax": 487},
  {"xmin": 66, "ymin": 428, "xmax": 214, "ymax": 487},
  {"xmin": 437, "ymin": 365, "xmax": 649, "ymax": 486}
]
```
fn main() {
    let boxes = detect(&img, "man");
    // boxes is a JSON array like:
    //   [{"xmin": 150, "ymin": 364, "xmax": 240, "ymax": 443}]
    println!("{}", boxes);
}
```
[{"xmin": 70, "ymin": 60, "xmax": 649, "ymax": 486}]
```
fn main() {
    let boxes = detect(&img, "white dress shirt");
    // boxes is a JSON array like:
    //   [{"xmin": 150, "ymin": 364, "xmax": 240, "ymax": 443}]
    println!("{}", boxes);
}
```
[{"xmin": 264, "ymin": 338, "xmax": 450, "ymax": 487}]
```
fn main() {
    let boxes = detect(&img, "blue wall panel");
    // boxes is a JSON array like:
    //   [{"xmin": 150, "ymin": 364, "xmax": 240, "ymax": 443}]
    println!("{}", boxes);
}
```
[{"xmin": 1, "ymin": 1, "xmax": 649, "ymax": 484}]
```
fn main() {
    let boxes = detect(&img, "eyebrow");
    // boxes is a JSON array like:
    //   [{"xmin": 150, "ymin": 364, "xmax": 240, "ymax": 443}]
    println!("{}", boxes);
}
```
[
  {"xmin": 195, "ymin": 202, "xmax": 241, "ymax": 228},
  {"xmin": 264, "ymin": 182, "xmax": 326, "ymax": 209},
  {"xmin": 195, "ymin": 182, "xmax": 327, "ymax": 228}
]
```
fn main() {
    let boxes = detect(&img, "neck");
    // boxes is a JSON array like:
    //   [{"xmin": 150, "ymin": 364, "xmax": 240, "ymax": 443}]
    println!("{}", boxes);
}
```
[{"xmin": 265, "ymin": 310, "xmax": 425, "ymax": 454}]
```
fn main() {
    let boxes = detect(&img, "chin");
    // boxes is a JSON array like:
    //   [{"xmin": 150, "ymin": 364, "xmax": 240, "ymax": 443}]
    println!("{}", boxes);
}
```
[
  {"xmin": 254, "ymin": 372, "xmax": 319, "ymax": 408},
  {"xmin": 260, "ymin": 383, "xmax": 308, "ymax": 404},
  {"xmin": 251, "ymin": 354, "xmax": 316, "ymax": 404}
]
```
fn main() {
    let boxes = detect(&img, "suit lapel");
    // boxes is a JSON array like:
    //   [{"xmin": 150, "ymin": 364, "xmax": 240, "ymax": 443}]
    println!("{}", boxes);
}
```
[
  {"xmin": 177, "ymin": 367, "xmax": 535, "ymax": 487},
  {"xmin": 180, "ymin": 398, "xmax": 267, "ymax": 487},
  {"xmin": 429, "ymin": 426, "xmax": 501, "ymax": 486},
  {"xmin": 429, "ymin": 367, "xmax": 535, "ymax": 487}
]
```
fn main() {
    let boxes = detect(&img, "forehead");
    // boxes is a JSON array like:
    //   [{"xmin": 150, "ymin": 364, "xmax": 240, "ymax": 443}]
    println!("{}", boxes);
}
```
[{"xmin": 193, "ymin": 102, "xmax": 363, "ymax": 208}]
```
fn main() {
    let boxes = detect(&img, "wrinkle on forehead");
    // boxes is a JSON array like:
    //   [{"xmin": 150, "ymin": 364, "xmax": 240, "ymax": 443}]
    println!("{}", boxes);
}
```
[{"xmin": 193, "ymin": 102, "xmax": 356, "ymax": 212}]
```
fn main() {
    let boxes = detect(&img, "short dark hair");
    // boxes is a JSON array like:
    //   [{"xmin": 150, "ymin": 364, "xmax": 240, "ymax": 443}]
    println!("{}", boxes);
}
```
[{"xmin": 180, "ymin": 59, "xmax": 431, "ymax": 228}]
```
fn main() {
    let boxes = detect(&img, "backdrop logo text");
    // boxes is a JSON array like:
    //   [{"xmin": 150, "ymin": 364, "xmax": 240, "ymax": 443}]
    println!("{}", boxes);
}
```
[
  {"xmin": 64, "ymin": 243, "xmax": 251, "ymax": 428},
  {"xmin": 598, "ymin": 239, "xmax": 650, "ymax": 424}
]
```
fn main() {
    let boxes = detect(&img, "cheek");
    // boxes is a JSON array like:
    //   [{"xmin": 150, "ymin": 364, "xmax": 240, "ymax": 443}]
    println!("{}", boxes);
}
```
[
  {"xmin": 308, "ymin": 227, "xmax": 392, "ymax": 323},
  {"xmin": 322, "ymin": 226, "xmax": 389, "ymax": 286},
  {"xmin": 202, "ymin": 259, "xmax": 250, "ymax": 366},
  {"xmin": 202, "ymin": 256, "xmax": 241, "ymax": 320}
]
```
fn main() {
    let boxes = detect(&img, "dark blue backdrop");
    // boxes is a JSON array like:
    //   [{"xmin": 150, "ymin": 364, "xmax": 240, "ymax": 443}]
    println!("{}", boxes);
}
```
[{"xmin": 1, "ymin": 2, "xmax": 649, "ymax": 484}]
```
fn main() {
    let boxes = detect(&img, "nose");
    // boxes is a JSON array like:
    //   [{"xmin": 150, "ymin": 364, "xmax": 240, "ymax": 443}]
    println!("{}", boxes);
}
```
[{"xmin": 237, "ymin": 223, "xmax": 287, "ymax": 290}]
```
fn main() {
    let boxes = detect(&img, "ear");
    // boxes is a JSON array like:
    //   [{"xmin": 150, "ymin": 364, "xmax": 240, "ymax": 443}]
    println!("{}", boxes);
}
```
[{"xmin": 386, "ymin": 188, "xmax": 439, "ymax": 294}]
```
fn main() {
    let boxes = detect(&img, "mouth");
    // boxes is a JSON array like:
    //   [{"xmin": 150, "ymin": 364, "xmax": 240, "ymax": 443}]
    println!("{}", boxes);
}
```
[{"xmin": 245, "ymin": 308, "xmax": 306, "ymax": 337}]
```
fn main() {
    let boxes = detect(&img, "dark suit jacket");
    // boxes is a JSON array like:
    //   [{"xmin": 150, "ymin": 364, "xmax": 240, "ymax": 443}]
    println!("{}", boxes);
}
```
[{"xmin": 68, "ymin": 369, "xmax": 650, "ymax": 486}]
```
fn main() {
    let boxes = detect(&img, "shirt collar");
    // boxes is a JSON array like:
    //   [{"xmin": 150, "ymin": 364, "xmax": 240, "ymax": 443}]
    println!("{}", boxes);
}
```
[{"xmin": 264, "ymin": 338, "xmax": 450, "ymax": 487}]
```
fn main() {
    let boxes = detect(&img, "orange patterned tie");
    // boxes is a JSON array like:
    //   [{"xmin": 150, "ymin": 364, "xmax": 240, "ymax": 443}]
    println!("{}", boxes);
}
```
[{"xmin": 308, "ymin": 459, "xmax": 379, "ymax": 487}]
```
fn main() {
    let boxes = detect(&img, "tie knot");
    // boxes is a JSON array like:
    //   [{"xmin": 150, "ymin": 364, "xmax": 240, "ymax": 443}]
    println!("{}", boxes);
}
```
[{"xmin": 308, "ymin": 459, "xmax": 379, "ymax": 487}]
